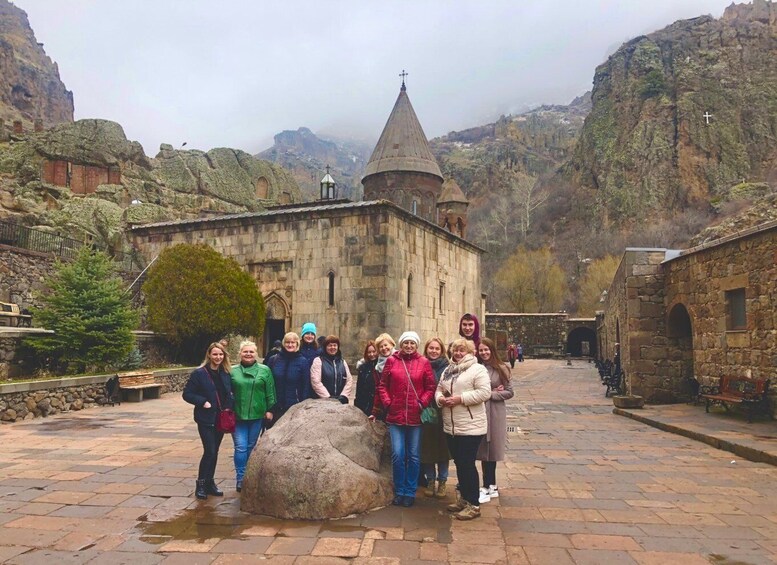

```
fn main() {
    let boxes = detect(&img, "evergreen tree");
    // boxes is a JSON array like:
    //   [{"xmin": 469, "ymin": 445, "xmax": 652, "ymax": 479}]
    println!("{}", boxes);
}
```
[
  {"xmin": 143, "ymin": 244, "xmax": 265, "ymax": 361},
  {"xmin": 26, "ymin": 248, "xmax": 138, "ymax": 374}
]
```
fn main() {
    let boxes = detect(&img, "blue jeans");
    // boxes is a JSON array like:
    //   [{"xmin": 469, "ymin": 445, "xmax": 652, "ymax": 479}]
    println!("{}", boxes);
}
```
[
  {"xmin": 233, "ymin": 419, "xmax": 263, "ymax": 481},
  {"xmin": 423, "ymin": 461, "xmax": 449, "ymax": 482},
  {"xmin": 388, "ymin": 424, "xmax": 422, "ymax": 498}
]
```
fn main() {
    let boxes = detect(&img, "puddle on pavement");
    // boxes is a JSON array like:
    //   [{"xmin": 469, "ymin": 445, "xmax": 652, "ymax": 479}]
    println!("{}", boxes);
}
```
[
  {"xmin": 136, "ymin": 497, "xmax": 452, "ymax": 544},
  {"xmin": 708, "ymin": 554, "xmax": 758, "ymax": 565},
  {"xmin": 36, "ymin": 418, "xmax": 114, "ymax": 433}
]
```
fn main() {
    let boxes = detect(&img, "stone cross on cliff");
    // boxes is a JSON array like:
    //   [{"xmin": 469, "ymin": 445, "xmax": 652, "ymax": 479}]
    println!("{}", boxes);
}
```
[{"xmin": 703, "ymin": 112, "xmax": 713, "ymax": 124}]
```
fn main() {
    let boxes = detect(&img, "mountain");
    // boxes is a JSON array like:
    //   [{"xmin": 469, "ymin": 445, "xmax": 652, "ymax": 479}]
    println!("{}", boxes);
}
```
[
  {"xmin": 432, "ymin": 93, "xmax": 590, "ymax": 207},
  {"xmin": 564, "ymin": 0, "xmax": 777, "ymax": 226},
  {"xmin": 0, "ymin": 0, "xmax": 73, "ymax": 128},
  {"xmin": 257, "ymin": 127, "xmax": 372, "ymax": 201}
]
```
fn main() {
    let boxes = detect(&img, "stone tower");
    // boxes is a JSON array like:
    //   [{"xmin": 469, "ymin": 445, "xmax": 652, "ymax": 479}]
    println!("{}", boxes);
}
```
[
  {"xmin": 362, "ymin": 82, "xmax": 444, "ymax": 222},
  {"xmin": 437, "ymin": 178, "xmax": 469, "ymax": 238}
]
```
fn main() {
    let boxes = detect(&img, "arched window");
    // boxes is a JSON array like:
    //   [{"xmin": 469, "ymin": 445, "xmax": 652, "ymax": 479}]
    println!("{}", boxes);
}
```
[
  {"xmin": 439, "ymin": 283, "xmax": 445, "ymax": 313},
  {"xmin": 328, "ymin": 271, "xmax": 335, "ymax": 307},
  {"xmin": 412, "ymin": 200, "xmax": 418, "ymax": 215},
  {"xmin": 407, "ymin": 274, "xmax": 413, "ymax": 308}
]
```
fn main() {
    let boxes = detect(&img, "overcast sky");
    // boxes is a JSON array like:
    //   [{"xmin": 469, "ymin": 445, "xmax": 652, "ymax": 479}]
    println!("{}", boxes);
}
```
[{"xmin": 17, "ymin": 0, "xmax": 732, "ymax": 156}]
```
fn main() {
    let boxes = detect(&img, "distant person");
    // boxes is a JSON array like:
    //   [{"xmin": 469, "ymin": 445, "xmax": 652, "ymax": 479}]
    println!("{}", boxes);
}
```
[
  {"xmin": 517, "ymin": 343, "xmax": 524, "ymax": 363},
  {"xmin": 377, "ymin": 331, "xmax": 435, "ymax": 507},
  {"xmin": 317, "ymin": 335, "xmax": 326, "ymax": 350},
  {"xmin": 299, "ymin": 322, "xmax": 320, "ymax": 365},
  {"xmin": 476, "ymin": 338, "xmax": 514, "ymax": 503},
  {"xmin": 230, "ymin": 340, "xmax": 276, "ymax": 492},
  {"xmin": 264, "ymin": 339, "xmax": 282, "ymax": 365},
  {"xmin": 421, "ymin": 337, "xmax": 451, "ymax": 499},
  {"xmin": 182, "ymin": 342, "xmax": 235, "ymax": 500},
  {"xmin": 354, "ymin": 341, "xmax": 379, "ymax": 416},
  {"xmin": 436, "ymin": 338, "xmax": 490, "ymax": 520},
  {"xmin": 507, "ymin": 343, "xmax": 517, "ymax": 369},
  {"xmin": 266, "ymin": 332, "xmax": 311, "ymax": 423},
  {"xmin": 459, "ymin": 313, "xmax": 481, "ymax": 348},
  {"xmin": 310, "ymin": 335, "xmax": 353, "ymax": 403}
]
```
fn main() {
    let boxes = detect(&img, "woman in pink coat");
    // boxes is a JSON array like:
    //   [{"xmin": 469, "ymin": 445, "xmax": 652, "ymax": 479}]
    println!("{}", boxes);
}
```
[{"xmin": 377, "ymin": 331, "xmax": 435, "ymax": 507}]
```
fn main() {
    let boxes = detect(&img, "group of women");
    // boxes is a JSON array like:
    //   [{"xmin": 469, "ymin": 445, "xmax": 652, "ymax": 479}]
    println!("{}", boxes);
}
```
[
  {"xmin": 183, "ymin": 323, "xmax": 352, "ymax": 496},
  {"xmin": 182, "ymin": 313, "xmax": 513, "ymax": 522}
]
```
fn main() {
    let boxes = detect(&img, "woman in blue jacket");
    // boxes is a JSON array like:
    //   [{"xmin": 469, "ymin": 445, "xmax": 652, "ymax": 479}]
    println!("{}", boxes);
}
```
[
  {"xmin": 266, "ymin": 332, "xmax": 312, "ymax": 421},
  {"xmin": 183, "ymin": 342, "xmax": 235, "ymax": 500}
]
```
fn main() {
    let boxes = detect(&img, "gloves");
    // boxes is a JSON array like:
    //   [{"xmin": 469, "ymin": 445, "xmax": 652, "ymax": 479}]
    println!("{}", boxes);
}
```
[{"xmin": 337, "ymin": 395, "xmax": 349, "ymax": 405}]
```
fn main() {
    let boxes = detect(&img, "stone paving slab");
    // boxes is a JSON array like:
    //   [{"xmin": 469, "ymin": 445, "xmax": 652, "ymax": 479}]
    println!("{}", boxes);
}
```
[
  {"xmin": 1, "ymin": 359, "xmax": 777, "ymax": 564},
  {"xmin": 614, "ymin": 403, "xmax": 777, "ymax": 466}
]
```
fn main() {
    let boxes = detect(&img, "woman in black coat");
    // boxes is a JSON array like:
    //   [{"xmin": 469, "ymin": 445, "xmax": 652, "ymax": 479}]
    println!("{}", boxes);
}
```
[
  {"xmin": 183, "ymin": 342, "xmax": 235, "ymax": 500},
  {"xmin": 266, "ymin": 332, "xmax": 312, "ymax": 422},
  {"xmin": 354, "ymin": 341, "xmax": 378, "ymax": 416}
]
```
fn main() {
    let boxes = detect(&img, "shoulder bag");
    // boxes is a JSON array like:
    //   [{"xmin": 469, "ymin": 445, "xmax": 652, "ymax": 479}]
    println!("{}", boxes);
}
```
[
  {"xmin": 205, "ymin": 368, "xmax": 236, "ymax": 434},
  {"xmin": 403, "ymin": 359, "xmax": 438, "ymax": 424}
]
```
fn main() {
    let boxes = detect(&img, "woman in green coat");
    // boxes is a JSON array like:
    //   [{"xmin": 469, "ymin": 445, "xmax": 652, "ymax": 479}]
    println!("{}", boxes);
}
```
[{"xmin": 230, "ymin": 340, "xmax": 276, "ymax": 492}]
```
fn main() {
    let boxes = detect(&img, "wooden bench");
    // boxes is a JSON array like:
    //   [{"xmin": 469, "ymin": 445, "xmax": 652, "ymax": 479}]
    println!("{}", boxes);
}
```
[
  {"xmin": 118, "ymin": 371, "xmax": 162, "ymax": 402},
  {"xmin": 0, "ymin": 302, "xmax": 32, "ymax": 327},
  {"xmin": 701, "ymin": 375, "xmax": 772, "ymax": 423}
]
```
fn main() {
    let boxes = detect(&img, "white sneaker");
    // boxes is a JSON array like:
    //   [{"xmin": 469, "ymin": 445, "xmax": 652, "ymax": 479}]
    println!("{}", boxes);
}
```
[
  {"xmin": 478, "ymin": 489, "xmax": 491, "ymax": 504},
  {"xmin": 487, "ymin": 485, "xmax": 499, "ymax": 498}
]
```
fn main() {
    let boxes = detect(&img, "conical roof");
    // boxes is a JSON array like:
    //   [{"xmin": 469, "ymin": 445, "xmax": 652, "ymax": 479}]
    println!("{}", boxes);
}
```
[
  {"xmin": 363, "ymin": 85, "xmax": 443, "ymax": 181},
  {"xmin": 438, "ymin": 178, "xmax": 469, "ymax": 204}
]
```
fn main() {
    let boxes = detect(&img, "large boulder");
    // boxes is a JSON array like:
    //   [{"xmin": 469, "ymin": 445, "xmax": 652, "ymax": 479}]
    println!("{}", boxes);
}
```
[{"xmin": 240, "ymin": 399, "xmax": 394, "ymax": 519}]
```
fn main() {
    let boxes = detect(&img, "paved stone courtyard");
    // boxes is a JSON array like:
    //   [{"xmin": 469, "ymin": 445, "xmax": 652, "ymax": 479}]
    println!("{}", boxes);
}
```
[{"xmin": 1, "ymin": 359, "xmax": 776, "ymax": 564}]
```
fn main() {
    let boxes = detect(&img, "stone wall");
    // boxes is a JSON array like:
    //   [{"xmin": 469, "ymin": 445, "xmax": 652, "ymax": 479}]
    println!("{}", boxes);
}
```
[
  {"xmin": 131, "ymin": 201, "xmax": 483, "ymax": 362},
  {"xmin": 600, "ymin": 224, "xmax": 777, "ymax": 408},
  {"xmin": 485, "ymin": 314, "xmax": 568, "ymax": 358},
  {"xmin": 0, "ymin": 367, "xmax": 193, "ymax": 423},
  {"xmin": 0, "ymin": 246, "xmax": 57, "ymax": 309},
  {"xmin": 601, "ymin": 248, "xmax": 674, "ymax": 401},
  {"xmin": 664, "ymin": 222, "xmax": 777, "ymax": 386}
]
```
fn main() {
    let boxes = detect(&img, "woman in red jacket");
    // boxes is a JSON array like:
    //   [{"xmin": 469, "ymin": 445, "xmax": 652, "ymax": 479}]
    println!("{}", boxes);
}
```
[{"xmin": 377, "ymin": 331, "xmax": 436, "ymax": 507}]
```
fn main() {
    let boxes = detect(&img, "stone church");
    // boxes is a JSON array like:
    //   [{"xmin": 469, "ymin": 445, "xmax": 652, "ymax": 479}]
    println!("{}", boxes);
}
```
[{"xmin": 131, "ymin": 82, "xmax": 483, "ymax": 360}]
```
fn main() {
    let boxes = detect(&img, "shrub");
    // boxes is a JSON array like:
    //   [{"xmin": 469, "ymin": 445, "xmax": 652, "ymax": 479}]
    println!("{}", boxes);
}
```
[
  {"xmin": 25, "ymin": 247, "xmax": 138, "ymax": 374},
  {"xmin": 143, "ymin": 244, "xmax": 265, "ymax": 361}
]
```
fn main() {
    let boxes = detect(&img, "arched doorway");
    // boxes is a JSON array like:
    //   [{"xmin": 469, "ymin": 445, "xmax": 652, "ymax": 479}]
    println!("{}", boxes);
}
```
[
  {"xmin": 264, "ymin": 293, "xmax": 289, "ymax": 357},
  {"xmin": 667, "ymin": 303, "xmax": 694, "ymax": 397},
  {"xmin": 567, "ymin": 327, "xmax": 597, "ymax": 357}
]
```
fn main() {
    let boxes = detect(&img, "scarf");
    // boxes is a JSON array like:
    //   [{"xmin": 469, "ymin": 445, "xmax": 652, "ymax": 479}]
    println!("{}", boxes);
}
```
[
  {"xmin": 375, "ymin": 348, "xmax": 395, "ymax": 374},
  {"xmin": 441, "ymin": 354, "xmax": 478, "ymax": 381}
]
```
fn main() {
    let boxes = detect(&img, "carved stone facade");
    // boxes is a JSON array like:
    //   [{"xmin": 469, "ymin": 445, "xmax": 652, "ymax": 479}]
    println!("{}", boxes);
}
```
[
  {"xmin": 599, "ymin": 221, "xmax": 777, "ymax": 407},
  {"xmin": 41, "ymin": 159, "xmax": 121, "ymax": 194},
  {"xmin": 131, "ymin": 200, "xmax": 483, "ymax": 361}
]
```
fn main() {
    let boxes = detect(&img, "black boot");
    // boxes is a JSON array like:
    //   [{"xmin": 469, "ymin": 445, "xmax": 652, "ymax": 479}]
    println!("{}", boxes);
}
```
[
  {"xmin": 206, "ymin": 480, "xmax": 223, "ymax": 497},
  {"xmin": 195, "ymin": 479, "xmax": 207, "ymax": 500}
]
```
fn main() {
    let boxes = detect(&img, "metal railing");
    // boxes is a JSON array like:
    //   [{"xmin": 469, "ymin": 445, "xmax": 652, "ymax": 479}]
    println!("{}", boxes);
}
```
[{"xmin": 0, "ymin": 220, "xmax": 84, "ymax": 260}]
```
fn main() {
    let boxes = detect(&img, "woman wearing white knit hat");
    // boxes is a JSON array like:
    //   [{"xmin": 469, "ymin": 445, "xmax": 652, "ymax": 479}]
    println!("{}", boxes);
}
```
[{"xmin": 376, "ymin": 330, "xmax": 436, "ymax": 507}]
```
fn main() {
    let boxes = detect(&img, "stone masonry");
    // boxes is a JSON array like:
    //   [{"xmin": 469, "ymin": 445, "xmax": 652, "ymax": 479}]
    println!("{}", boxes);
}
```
[
  {"xmin": 131, "ymin": 200, "xmax": 483, "ymax": 361},
  {"xmin": 600, "ymin": 221, "xmax": 776, "ymax": 408},
  {"xmin": 486, "ymin": 313, "xmax": 596, "ymax": 358}
]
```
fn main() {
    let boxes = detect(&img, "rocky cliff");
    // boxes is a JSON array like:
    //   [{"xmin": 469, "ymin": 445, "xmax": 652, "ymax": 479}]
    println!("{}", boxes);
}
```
[
  {"xmin": 0, "ymin": 119, "xmax": 301, "ymax": 254},
  {"xmin": 257, "ymin": 127, "xmax": 372, "ymax": 201},
  {"xmin": 0, "ymin": 0, "xmax": 73, "ymax": 130},
  {"xmin": 432, "ymin": 92, "xmax": 590, "ymax": 206},
  {"xmin": 566, "ymin": 0, "xmax": 777, "ymax": 225}
]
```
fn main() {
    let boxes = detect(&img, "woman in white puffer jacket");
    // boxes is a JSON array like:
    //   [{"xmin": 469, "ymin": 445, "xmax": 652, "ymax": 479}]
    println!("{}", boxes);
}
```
[{"xmin": 435, "ymin": 338, "xmax": 491, "ymax": 520}]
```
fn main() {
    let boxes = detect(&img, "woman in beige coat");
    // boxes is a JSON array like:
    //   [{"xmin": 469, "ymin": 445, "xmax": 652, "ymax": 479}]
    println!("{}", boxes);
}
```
[
  {"xmin": 476, "ymin": 338, "xmax": 514, "ymax": 503},
  {"xmin": 435, "ymin": 338, "xmax": 491, "ymax": 520}
]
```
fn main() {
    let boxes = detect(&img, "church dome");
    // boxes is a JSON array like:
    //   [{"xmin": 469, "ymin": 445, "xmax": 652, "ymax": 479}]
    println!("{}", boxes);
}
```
[
  {"xmin": 362, "ymin": 85, "xmax": 443, "ymax": 182},
  {"xmin": 438, "ymin": 178, "xmax": 469, "ymax": 204}
]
